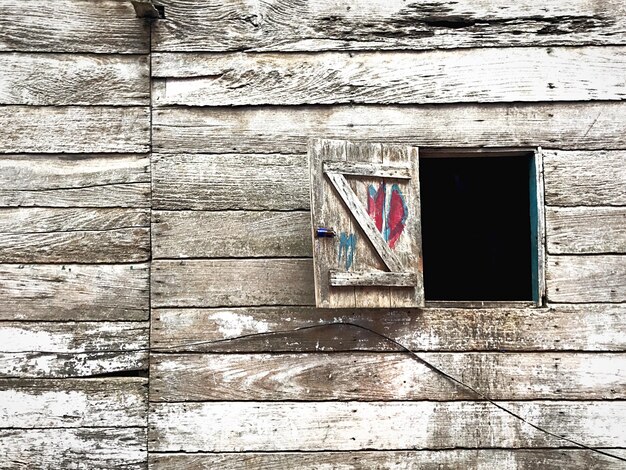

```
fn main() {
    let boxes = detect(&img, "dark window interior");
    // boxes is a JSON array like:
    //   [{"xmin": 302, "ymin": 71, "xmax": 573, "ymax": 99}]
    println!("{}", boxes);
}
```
[{"xmin": 419, "ymin": 155, "xmax": 533, "ymax": 301}]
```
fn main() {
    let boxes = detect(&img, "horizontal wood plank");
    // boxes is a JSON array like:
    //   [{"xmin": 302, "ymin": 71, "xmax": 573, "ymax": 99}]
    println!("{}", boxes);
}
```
[
  {"xmin": 150, "ymin": 352, "xmax": 626, "ymax": 401},
  {"xmin": 323, "ymin": 161, "xmax": 411, "ymax": 179},
  {"xmin": 153, "ymin": 47, "xmax": 626, "ymax": 106},
  {"xmin": 153, "ymin": 102, "xmax": 626, "ymax": 153},
  {"xmin": 0, "ymin": 428, "xmax": 147, "ymax": 470},
  {"xmin": 154, "ymin": 151, "xmax": 623, "ymax": 211},
  {"xmin": 149, "ymin": 401, "xmax": 626, "ymax": 451},
  {"xmin": 330, "ymin": 271, "xmax": 417, "ymax": 287},
  {"xmin": 152, "ymin": 153, "xmax": 309, "ymax": 210},
  {"xmin": 153, "ymin": 211, "xmax": 312, "ymax": 258},
  {"xmin": 149, "ymin": 450, "xmax": 626, "ymax": 470},
  {"xmin": 0, "ymin": 322, "xmax": 148, "ymax": 378},
  {"xmin": 543, "ymin": 150, "xmax": 626, "ymax": 206},
  {"xmin": 0, "ymin": 53, "xmax": 149, "ymax": 105},
  {"xmin": 0, "ymin": 378, "xmax": 146, "ymax": 427},
  {"xmin": 546, "ymin": 207, "xmax": 626, "ymax": 254},
  {"xmin": 547, "ymin": 255, "xmax": 626, "ymax": 302},
  {"xmin": 0, "ymin": 263, "xmax": 149, "ymax": 321},
  {"xmin": 0, "ymin": 208, "xmax": 150, "ymax": 262},
  {"xmin": 152, "ymin": 0, "xmax": 626, "ymax": 52},
  {"xmin": 0, "ymin": 154, "xmax": 150, "ymax": 208},
  {"xmin": 152, "ymin": 259, "xmax": 315, "ymax": 307},
  {"xmin": 150, "ymin": 304, "xmax": 626, "ymax": 352},
  {"xmin": 1, "ymin": 0, "xmax": 149, "ymax": 53},
  {"xmin": 0, "ymin": 208, "xmax": 149, "ymax": 234},
  {"xmin": 1, "ymin": 106, "xmax": 149, "ymax": 153}
]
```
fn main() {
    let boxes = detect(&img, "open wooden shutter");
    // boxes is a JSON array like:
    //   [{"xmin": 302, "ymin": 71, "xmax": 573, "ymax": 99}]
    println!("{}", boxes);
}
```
[{"xmin": 309, "ymin": 138, "xmax": 424, "ymax": 308}]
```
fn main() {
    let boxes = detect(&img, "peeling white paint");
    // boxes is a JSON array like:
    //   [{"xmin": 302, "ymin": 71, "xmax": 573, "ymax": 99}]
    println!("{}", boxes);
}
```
[{"xmin": 211, "ymin": 311, "xmax": 270, "ymax": 338}]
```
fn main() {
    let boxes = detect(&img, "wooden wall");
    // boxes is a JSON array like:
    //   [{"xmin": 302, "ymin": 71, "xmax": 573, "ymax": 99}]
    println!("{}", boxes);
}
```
[
  {"xmin": 1, "ymin": 0, "xmax": 625, "ymax": 468},
  {"xmin": 149, "ymin": 0, "xmax": 626, "ymax": 468},
  {"xmin": 0, "ymin": 1, "xmax": 150, "ymax": 468}
]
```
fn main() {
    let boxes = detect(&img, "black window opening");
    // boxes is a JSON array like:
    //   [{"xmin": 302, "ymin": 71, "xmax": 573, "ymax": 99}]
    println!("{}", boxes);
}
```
[{"xmin": 419, "ymin": 153, "xmax": 541, "ymax": 303}]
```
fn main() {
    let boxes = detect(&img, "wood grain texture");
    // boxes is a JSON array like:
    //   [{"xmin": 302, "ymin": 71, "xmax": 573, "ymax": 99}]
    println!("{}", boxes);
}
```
[
  {"xmin": 546, "ymin": 207, "xmax": 626, "ymax": 254},
  {"xmin": 0, "ymin": 263, "xmax": 149, "ymax": 321},
  {"xmin": 0, "ymin": 0, "xmax": 149, "ymax": 53},
  {"xmin": 153, "ymin": 102, "xmax": 626, "ymax": 153},
  {"xmin": 149, "ymin": 450, "xmax": 626, "ymax": 470},
  {"xmin": 152, "ymin": 0, "xmax": 626, "ymax": 52},
  {"xmin": 0, "ymin": 428, "xmax": 147, "ymax": 470},
  {"xmin": 153, "ymin": 47, "xmax": 626, "ymax": 106},
  {"xmin": 0, "ymin": 322, "xmax": 148, "ymax": 378},
  {"xmin": 0, "ymin": 378, "xmax": 147, "ymax": 427},
  {"xmin": 0, "ymin": 53, "xmax": 149, "ymax": 105},
  {"xmin": 152, "ymin": 259, "xmax": 315, "ymax": 307},
  {"xmin": 153, "ymin": 211, "xmax": 312, "ymax": 258},
  {"xmin": 547, "ymin": 255, "xmax": 626, "ymax": 302},
  {"xmin": 543, "ymin": 150, "xmax": 626, "ymax": 206},
  {"xmin": 150, "ymin": 304, "xmax": 626, "ymax": 352},
  {"xmin": 1, "ymin": 106, "xmax": 149, "ymax": 153},
  {"xmin": 0, "ymin": 154, "xmax": 150, "ymax": 208},
  {"xmin": 150, "ymin": 352, "xmax": 625, "ymax": 401},
  {"xmin": 152, "ymin": 153, "xmax": 308, "ymax": 210},
  {"xmin": 149, "ymin": 401, "xmax": 626, "ymax": 451},
  {"xmin": 308, "ymin": 140, "xmax": 355, "ymax": 308},
  {"xmin": 330, "ymin": 271, "xmax": 417, "ymax": 287},
  {"xmin": 0, "ymin": 208, "xmax": 150, "ymax": 262}
]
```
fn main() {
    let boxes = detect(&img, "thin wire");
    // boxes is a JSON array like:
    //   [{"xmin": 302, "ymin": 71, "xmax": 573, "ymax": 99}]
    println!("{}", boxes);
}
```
[{"xmin": 14, "ymin": 321, "xmax": 626, "ymax": 462}]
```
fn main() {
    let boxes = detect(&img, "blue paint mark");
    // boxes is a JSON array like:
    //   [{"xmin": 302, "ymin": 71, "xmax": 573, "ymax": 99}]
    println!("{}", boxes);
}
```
[{"xmin": 338, "ymin": 232, "xmax": 357, "ymax": 270}]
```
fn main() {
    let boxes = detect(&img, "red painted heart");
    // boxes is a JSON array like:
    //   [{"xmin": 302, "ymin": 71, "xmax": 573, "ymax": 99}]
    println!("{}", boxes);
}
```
[{"xmin": 367, "ymin": 182, "xmax": 408, "ymax": 249}]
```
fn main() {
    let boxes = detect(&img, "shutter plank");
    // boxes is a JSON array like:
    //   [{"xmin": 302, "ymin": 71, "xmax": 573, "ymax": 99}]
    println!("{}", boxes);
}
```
[
  {"xmin": 344, "ymin": 142, "xmax": 390, "ymax": 307},
  {"xmin": 309, "ymin": 140, "xmax": 355, "ymax": 307}
]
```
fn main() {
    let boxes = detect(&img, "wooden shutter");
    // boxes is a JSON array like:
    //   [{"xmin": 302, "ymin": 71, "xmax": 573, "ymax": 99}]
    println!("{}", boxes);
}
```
[{"xmin": 309, "ymin": 138, "xmax": 424, "ymax": 308}]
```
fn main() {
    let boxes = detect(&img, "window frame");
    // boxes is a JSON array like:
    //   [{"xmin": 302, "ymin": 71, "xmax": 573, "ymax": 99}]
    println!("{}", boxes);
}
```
[{"xmin": 419, "ymin": 147, "xmax": 546, "ymax": 308}]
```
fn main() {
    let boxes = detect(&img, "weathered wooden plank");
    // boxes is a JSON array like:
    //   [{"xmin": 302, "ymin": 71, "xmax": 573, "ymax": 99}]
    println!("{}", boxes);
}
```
[
  {"xmin": 0, "ymin": 428, "xmax": 147, "ymax": 470},
  {"xmin": 547, "ymin": 255, "xmax": 626, "ymax": 302},
  {"xmin": 330, "ymin": 271, "xmax": 417, "ymax": 287},
  {"xmin": 344, "ymin": 141, "xmax": 388, "ymax": 308},
  {"xmin": 0, "ymin": 0, "xmax": 149, "ymax": 53},
  {"xmin": 323, "ymin": 161, "xmax": 411, "ymax": 179},
  {"xmin": 153, "ymin": 103, "xmax": 626, "ymax": 153},
  {"xmin": 0, "ymin": 154, "xmax": 151, "ymax": 208},
  {"xmin": 150, "ymin": 304, "xmax": 626, "ymax": 352},
  {"xmin": 149, "ymin": 401, "xmax": 626, "ymax": 451},
  {"xmin": 309, "ymin": 140, "xmax": 355, "ymax": 308},
  {"xmin": 1, "ymin": 106, "xmax": 149, "ymax": 153},
  {"xmin": 150, "ymin": 352, "xmax": 626, "ymax": 402},
  {"xmin": 0, "ymin": 53, "xmax": 149, "ymax": 105},
  {"xmin": 149, "ymin": 450, "xmax": 626, "ymax": 470},
  {"xmin": 151, "ymin": 151, "xmax": 626, "ymax": 209},
  {"xmin": 152, "ymin": 259, "xmax": 315, "ymax": 307},
  {"xmin": 544, "ymin": 150, "xmax": 626, "ymax": 206},
  {"xmin": 546, "ymin": 207, "xmax": 626, "ymax": 254},
  {"xmin": 0, "ymin": 208, "xmax": 150, "ymax": 262},
  {"xmin": 152, "ymin": 0, "xmax": 626, "ymax": 52},
  {"xmin": 0, "ymin": 322, "xmax": 148, "ymax": 355},
  {"xmin": 0, "ymin": 321, "xmax": 148, "ymax": 378},
  {"xmin": 152, "ymin": 153, "xmax": 308, "ymax": 210},
  {"xmin": 153, "ymin": 211, "xmax": 311, "ymax": 258},
  {"xmin": 0, "ymin": 263, "xmax": 149, "ymax": 321},
  {"xmin": 153, "ymin": 47, "xmax": 626, "ymax": 106},
  {"xmin": 0, "ymin": 378, "xmax": 146, "ymax": 427},
  {"xmin": 0, "ymin": 208, "xmax": 149, "ymax": 234}
]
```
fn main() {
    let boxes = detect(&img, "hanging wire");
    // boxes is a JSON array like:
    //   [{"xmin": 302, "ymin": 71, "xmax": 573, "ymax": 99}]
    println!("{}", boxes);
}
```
[{"xmin": 12, "ymin": 321, "xmax": 626, "ymax": 462}]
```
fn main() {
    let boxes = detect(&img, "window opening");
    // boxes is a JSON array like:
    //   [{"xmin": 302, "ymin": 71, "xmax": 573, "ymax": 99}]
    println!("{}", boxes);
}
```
[{"xmin": 419, "ymin": 153, "xmax": 539, "ymax": 302}]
